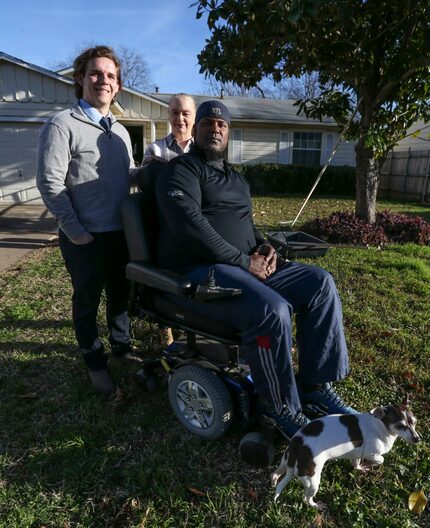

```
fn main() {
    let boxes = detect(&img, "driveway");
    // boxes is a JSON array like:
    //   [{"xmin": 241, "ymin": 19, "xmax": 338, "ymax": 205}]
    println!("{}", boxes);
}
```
[{"xmin": 0, "ymin": 204, "xmax": 57, "ymax": 273}]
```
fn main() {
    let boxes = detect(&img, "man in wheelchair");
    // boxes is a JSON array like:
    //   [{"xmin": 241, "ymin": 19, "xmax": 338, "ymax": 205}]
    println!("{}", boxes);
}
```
[{"xmin": 149, "ymin": 99, "xmax": 357, "ymax": 440}]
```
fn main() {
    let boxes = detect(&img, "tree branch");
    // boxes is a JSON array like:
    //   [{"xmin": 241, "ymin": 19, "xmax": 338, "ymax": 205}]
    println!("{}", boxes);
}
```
[{"xmin": 374, "ymin": 62, "xmax": 430, "ymax": 107}]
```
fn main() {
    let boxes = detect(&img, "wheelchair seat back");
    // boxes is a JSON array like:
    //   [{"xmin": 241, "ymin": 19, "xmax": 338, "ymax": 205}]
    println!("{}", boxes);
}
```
[
  {"xmin": 122, "ymin": 164, "xmax": 160, "ymax": 263},
  {"xmin": 121, "ymin": 161, "xmax": 241, "ymax": 347}
]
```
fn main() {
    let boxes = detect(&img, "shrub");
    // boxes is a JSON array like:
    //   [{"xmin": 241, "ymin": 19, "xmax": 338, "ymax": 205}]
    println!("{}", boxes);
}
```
[
  {"xmin": 303, "ymin": 212, "xmax": 389, "ymax": 246},
  {"xmin": 302, "ymin": 210, "xmax": 430, "ymax": 246},
  {"xmin": 376, "ymin": 210, "xmax": 430, "ymax": 245},
  {"xmin": 234, "ymin": 163, "xmax": 356, "ymax": 196}
]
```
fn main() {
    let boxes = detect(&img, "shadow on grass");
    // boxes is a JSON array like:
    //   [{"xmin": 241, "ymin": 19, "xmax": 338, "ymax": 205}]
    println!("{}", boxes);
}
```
[
  {"xmin": 1, "ymin": 341, "xmax": 75, "ymax": 355},
  {"xmin": 0, "ymin": 318, "xmax": 73, "ymax": 330},
  {"xmin": 402, "ymin": 208, "xmax": 430, "ymax": 222},
  {"xmin": 0, "ymin": 350, "xmax": 274, "ymax": 527}
]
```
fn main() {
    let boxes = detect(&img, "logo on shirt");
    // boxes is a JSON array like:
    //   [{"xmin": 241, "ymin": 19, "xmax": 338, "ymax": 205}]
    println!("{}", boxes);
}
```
[{"xmin": 167, "ymin": 189, "xmax": 184, "ymax": 198}]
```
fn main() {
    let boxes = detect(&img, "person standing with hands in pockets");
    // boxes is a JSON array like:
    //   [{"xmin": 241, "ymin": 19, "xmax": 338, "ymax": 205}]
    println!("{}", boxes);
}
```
[{"xmin": 37, "ymin": 45, "xmax": 141, "ymax": 395}]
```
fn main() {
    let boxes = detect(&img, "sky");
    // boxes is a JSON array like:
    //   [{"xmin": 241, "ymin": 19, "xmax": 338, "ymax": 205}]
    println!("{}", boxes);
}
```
[{"xmin": 1, "ymin": 0, "xmax": 213, "ymax": 94}]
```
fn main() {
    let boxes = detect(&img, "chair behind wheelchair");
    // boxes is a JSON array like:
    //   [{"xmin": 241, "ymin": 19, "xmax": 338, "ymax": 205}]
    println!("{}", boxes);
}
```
[{"xmin": 121, "ymin": 164, "xmax": 275, "ymax": 464}]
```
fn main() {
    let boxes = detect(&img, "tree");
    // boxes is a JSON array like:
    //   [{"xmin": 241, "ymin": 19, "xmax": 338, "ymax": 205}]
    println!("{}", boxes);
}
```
[
  {"xmin": 115, "ymin": 45, "xmax": 153, "ymax": 92},
  {"xmin": 51, "ymin": 43, "xmax": 154, "ymax": 92},
  {"xmin": 265, "ymin": 72, "xmax": 323, "ymax": 100},
  {"xmin": 202, "ymin": 76, "xmax": 266, "ymax": 97},
  {"xmin": 203, "ymin": 72, "xmax": 322, "ymax": 100},
  {"xmin": 195, "ymin": 0, "xmax": 430, "ymax": 222}
]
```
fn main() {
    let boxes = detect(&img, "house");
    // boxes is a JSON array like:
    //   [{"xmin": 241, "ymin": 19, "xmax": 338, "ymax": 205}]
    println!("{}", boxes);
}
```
[
  {"xmin": 392, "ymin": 120, "xmax": 430, "ymax": 152},
  {"xmin": 150, "ymin": 93, "xmax": 356, "ymax": 168},
  {"xmin": 0, "ymin": 51, "xmax": 355, "ymax": 204}
]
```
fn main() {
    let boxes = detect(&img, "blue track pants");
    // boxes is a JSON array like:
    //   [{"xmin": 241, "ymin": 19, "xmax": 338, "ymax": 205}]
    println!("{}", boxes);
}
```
[{"xmin": 183, "ymin": 261, "xmax": 349, "ymax": 415}]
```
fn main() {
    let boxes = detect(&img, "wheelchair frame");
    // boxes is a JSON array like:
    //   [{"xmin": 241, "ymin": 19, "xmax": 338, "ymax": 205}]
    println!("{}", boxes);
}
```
[{"xmin": 121, "ymin": 176, "xmax": 276, "ymax": 464}]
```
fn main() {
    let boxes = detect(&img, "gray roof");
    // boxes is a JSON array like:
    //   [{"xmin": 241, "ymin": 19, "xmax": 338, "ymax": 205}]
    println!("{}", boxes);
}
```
[{"xmin": 148, "ymin": 93, "xmax": 338, "ymax": 127}]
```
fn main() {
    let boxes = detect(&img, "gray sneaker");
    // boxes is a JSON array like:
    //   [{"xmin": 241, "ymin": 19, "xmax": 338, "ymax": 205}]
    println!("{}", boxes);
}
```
[{"xmin": 88, "ymin": 368, "xmax": 115, "ymax": 395}]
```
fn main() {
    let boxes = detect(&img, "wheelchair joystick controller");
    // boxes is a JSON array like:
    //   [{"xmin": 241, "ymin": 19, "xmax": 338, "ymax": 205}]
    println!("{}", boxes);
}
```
[
  {"xmin": 193, "ymin": 268, "xmax": 242, "ymax": 302},
  {"xmin": 204, "ymin": 269, "xmax": 216, "ymax": 288}
]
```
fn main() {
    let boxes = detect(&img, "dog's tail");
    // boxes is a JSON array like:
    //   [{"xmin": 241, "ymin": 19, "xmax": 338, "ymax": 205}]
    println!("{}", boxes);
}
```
[{"xmin": 274, "ymin": 466, "xmax": 294, "ymax": 502}]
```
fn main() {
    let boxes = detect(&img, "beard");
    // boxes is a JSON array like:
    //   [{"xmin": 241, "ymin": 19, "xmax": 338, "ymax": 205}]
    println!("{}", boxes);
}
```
[
  {"xmin": 193, "ymin": 142, "xmax": 227, "ymax": 162},
  {"xmin": 202, "ymin": 148, "xmax": 226, "ymax": 161}
]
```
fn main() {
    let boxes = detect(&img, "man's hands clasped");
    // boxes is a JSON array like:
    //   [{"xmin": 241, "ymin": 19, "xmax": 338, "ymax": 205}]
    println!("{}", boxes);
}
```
[{"xmin": 249, "ymin": 244, "xmax": 277, "ymax": 280}]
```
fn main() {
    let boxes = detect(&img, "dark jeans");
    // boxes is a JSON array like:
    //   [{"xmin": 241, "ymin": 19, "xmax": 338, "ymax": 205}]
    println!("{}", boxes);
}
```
[{"xmin": 59, "ymin": 230, "xmax": 130, "ymax": 369}]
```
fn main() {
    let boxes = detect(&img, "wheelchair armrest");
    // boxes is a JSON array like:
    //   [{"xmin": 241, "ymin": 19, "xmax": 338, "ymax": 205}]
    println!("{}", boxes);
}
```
[{"xmin": 126, "ymin": 262, "xmax": 193, "ymax": 296}]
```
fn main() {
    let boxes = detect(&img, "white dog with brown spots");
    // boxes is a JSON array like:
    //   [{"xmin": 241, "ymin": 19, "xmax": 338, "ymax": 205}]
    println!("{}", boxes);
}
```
[{"xmin": 271, "ymin": 404, "xmax": 420, "ymax": 509}]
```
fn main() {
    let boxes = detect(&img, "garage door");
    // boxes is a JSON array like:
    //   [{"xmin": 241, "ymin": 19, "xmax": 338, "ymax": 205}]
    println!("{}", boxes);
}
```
[{"xmin": 0, "ymin": 122, "xmax": 43, "ymax": 204}]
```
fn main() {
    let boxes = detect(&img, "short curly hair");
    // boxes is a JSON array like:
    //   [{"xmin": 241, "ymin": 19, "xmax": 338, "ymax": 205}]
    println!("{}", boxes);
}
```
[{"xmin": 73, "ymin": 45, "xmax": 122, "ymax": 99}]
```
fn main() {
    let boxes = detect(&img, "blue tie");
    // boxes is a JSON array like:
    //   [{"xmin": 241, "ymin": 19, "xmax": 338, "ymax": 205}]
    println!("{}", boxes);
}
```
[{"xmin": 99, "ymin": 116, "xmax": 111, "ymax": 133}]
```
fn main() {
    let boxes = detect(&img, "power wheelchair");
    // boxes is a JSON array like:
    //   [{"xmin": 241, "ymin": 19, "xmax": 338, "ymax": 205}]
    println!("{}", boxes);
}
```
[{"xmin": 121, "ymin": 165, "xmax": 275, "ymax": 465}]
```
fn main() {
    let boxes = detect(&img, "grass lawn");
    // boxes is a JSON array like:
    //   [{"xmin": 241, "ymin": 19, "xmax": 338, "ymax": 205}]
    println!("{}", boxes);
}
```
[{"xmin": 0, "ymin": 196, "xmax": 429, "ymax": 528}]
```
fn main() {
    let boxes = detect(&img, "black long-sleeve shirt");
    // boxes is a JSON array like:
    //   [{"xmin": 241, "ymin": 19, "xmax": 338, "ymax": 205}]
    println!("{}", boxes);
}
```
[{"xmin": 155, "ymin": 152, "xmax": 265, "ymax": 273}]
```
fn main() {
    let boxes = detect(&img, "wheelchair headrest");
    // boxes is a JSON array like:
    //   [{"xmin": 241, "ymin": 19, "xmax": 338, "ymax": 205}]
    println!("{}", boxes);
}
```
[
  {"xmin": 122, "ymin": 164, "xmax": 165, "ymax": 265},
  {"xmin": 136, "ymin": 160, "xmax": 166, "ymax": 192}
]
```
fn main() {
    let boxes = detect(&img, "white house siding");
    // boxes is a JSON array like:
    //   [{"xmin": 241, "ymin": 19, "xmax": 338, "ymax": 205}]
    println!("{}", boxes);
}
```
[
  {"xmin": 0, "ymin": 62, "xmax": 75, "ymax": 115},
  {"xmin": 118, "ymin": 92, "xmax": 169, "ymax": 160},
  {"xmin": 0, "ymin": 122, "xmax": 42, "ymax": 203},
  {"xmin": 329, "ymin": 139, "xmax": 356, "ymax": 166},
  {"xmin": 117, "ymin": 91, "xmax": 168, "ymax": 122},
  {"xmin": 230, "ymin": 124, "xmax": 355, "ymax": 166},
  {"xmin": 0, "ymin": 60, "xmax": 77, "ymax": 203},
  {"xmin": 393, "ymin": 121, "xmax": 430, "ymax": 152},
  {"xmin": 238, "ymin": 126, "xmax": 280, "ymax": 164}
]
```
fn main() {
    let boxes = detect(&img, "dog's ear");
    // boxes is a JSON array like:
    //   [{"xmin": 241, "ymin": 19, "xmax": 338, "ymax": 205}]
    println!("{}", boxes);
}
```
[{"xmin": 371, "ymin": 406, "xmax": 387, "ymax": 420}]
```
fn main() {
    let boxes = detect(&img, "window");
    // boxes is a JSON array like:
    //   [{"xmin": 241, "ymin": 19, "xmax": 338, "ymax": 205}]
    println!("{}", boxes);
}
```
[{"xmin": 292, "ymin": 132, "xmax": 322, "ymax": 166}]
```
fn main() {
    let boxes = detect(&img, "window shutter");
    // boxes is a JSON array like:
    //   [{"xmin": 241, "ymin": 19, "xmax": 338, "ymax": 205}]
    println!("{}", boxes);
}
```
[
  {"xmin": 323, "ymin": 133, "xmax": 335, "ymax": 164},
  {"xmin": 231, "ymin": 128, "xmax": 242, "ymax": 163},
  {"xmin": 279, "ymin": 131, "xmax": 292, "ymax": 164}
]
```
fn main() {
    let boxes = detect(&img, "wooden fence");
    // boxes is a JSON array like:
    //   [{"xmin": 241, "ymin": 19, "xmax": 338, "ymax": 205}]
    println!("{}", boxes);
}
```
[{"xmin": 379, "ymin": 149, "xmax": 430, "ymax": 203}]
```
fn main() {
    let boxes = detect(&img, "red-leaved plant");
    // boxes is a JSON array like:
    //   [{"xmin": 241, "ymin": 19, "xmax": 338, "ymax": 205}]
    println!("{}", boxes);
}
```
[{"xmin": 302, "ymin": 210, "xmax": 430, "ymax": 246}]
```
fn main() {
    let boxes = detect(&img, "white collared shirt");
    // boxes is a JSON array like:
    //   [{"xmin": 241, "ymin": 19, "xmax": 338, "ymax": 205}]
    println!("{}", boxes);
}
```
[
  {"xmin": 143, "ymin": 133, "xmax": 193, "ymax": 163},
  {"xmin": 79, "ymin": 98, "xmax": 113, "ymax": 125}
]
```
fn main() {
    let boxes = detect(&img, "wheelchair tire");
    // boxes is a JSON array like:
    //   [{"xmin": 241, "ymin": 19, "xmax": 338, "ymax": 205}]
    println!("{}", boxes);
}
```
[{"xmin": 168, "ymin": 364, "xmax": 233, "ymax": 440}]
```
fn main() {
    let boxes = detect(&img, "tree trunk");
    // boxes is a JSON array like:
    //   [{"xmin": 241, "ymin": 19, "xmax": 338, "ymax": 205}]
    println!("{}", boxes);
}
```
[{"xmin": 355, "ymin": 137, "xmax": 379, "ymax": 223}]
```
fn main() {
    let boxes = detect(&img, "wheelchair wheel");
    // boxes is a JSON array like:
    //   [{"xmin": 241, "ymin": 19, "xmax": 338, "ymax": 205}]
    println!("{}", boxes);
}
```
[{"xmin": 168, "ymin": 364, "xmax": 233, "ymax": 440}]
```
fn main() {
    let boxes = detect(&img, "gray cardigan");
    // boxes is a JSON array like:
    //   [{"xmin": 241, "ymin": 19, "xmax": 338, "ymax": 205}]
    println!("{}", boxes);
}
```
[{"xmin": 37, "ymin": 103, "xmax": 137, "ymax": 240}]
